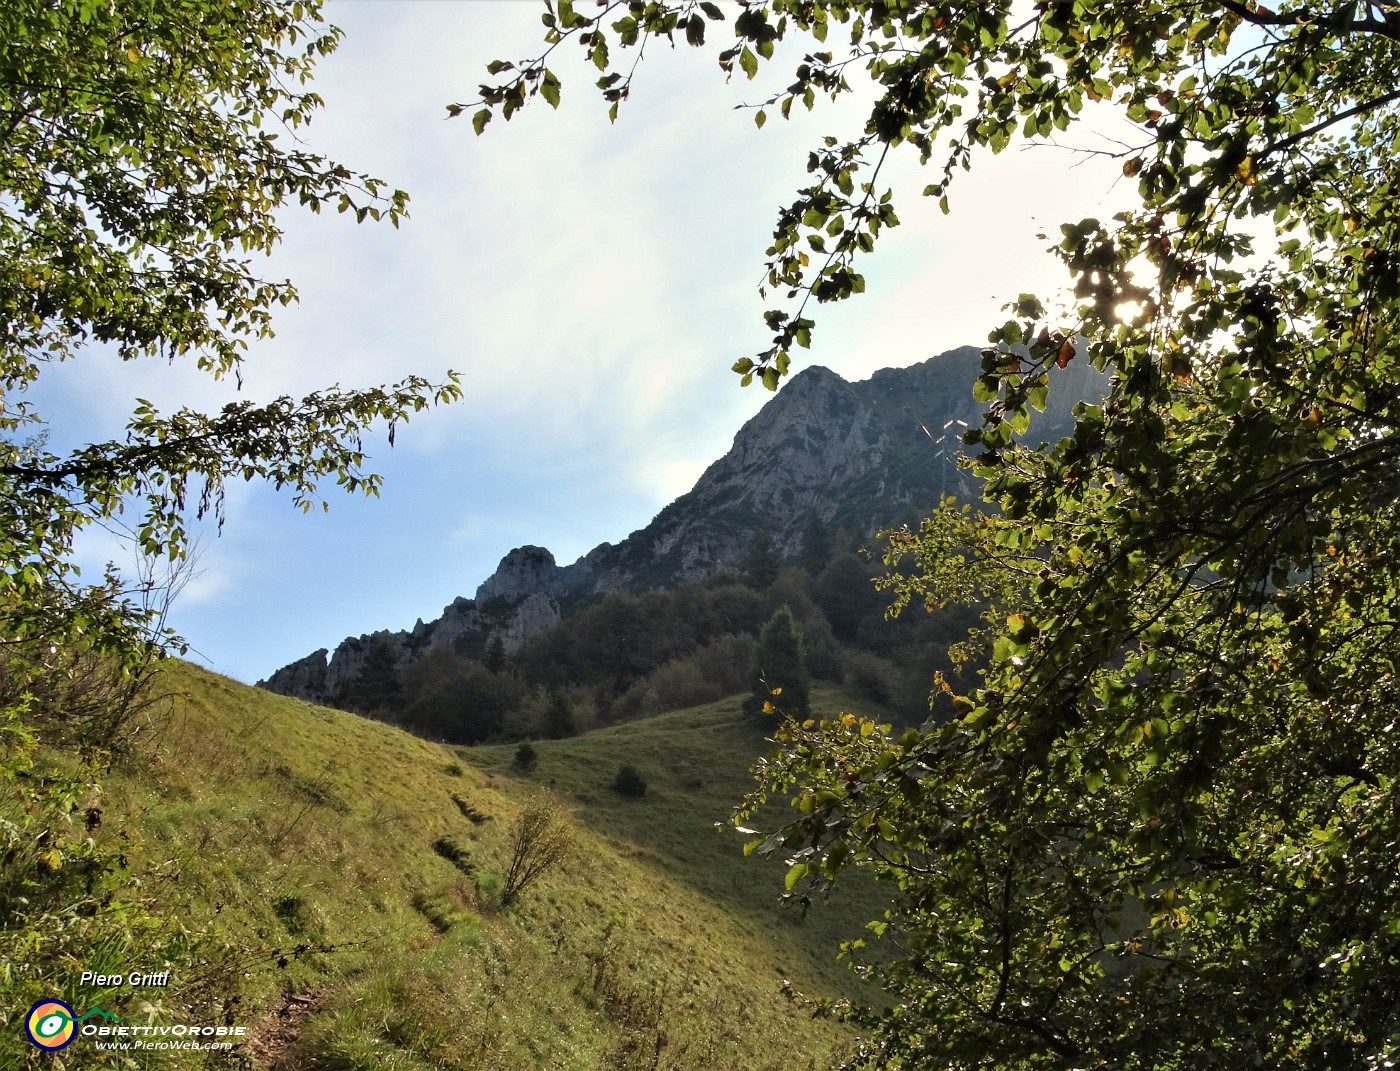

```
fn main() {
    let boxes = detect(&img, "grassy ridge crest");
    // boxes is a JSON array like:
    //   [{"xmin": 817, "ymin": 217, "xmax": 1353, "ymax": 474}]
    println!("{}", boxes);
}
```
[{"xmin": 5, "ymin": 661, "xmax": 874, "ymax": 1069}]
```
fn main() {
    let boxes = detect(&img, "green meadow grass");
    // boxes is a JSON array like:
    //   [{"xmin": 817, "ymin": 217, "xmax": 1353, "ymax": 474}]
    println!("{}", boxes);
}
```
[
  {"xmin": 8, "ymin": 663, "xmax": 888, "ymax": 1070},
  {"xmin": 462, "ymin": 687, "xmax": 884, "ymax": 1002}
]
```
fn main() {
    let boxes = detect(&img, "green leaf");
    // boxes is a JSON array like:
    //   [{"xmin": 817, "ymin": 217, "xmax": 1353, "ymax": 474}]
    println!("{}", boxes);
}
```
[
  {"xmin": 740, "ymin": 45, "xmax": 758, "ymax": 79},
  {"xmin": 540, "ymin": 70, "xmax": 561, "ymax": 109},
  {"xmin": 785, "ymin": 862, "xmax": 809, "ymax": 890}
]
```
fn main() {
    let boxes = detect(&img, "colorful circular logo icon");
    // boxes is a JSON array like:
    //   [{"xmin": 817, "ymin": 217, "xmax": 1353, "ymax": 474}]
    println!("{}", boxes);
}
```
[{"xmin": 24, "ymin": 999, "xmax": 76, "ymax": 1050}]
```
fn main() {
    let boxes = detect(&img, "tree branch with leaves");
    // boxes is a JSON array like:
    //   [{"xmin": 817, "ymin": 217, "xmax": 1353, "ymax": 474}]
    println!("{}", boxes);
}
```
[
  {"xmin": 0, "ymin": 0, "xmax": 461, "ymax": 1024},
  {"xmin": 474, "ymin": 1, "xmax": 1400, "ymax": 1066},
  {"xmin": 0, "ymin": 0, "xmax": 461, "ymax": 661}
]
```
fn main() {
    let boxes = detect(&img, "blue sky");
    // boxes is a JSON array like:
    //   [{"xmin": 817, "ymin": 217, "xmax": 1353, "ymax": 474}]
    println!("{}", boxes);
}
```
[{"xmin": 44, "ymin": 1, "xmax": 1130, "ymax": 682}]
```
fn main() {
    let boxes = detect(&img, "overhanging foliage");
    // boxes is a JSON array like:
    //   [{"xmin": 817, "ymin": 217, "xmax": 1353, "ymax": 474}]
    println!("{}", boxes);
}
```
[
  {"xmin": 0, "ymin": 0, "xmax": 460, "ymax": 660},
  {"xmin": 0, "ymin": 0, "xmax": 460, "ymax": 1027},
  {"xmin": 473, "ymin": 1, "xmax": 1400, "ymax": 1065}
]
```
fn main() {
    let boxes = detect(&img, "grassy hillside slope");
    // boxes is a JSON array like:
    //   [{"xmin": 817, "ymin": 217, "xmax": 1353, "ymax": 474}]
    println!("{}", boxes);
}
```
[
  {"xmin": 462, "ymin": 696, "xmax": 882, "ymax": 1004},
  {"xmin": 7, "ymin": 661, "xmax": 883, "ymax": 1070}
]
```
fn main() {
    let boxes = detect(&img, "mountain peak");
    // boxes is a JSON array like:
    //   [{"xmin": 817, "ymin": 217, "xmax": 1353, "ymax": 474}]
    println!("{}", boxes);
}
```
[
  {"xmin": 784, "ymin": 363, "xmax": 845, "ymax": 386},
  {"xmin": 475, "ymin": 545, "xmax": 560, "ymax": 603},
  {"xmin": 260, "ymin": 346, "xmax": 1103, "ymax": 703}
]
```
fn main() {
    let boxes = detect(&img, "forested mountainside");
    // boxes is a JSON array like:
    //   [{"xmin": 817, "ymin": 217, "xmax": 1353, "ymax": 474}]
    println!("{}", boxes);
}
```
[{"xmin": 260, "ymin": 346, "xmax": 1102, "ymax": 741}]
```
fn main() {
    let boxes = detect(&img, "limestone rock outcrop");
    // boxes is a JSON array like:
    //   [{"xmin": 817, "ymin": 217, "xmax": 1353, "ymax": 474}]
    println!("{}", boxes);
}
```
[
  {"xmin": 474, "ymin": 546, "xmax": 562, "ymax": 603},
  {"xmin": 259, "ymin": 648, "xmax": 331, "ymax": 703},
  {"xmin": 260, "ymin": 345, "xmax": 1103, "ymax": 703},
  {"xmin": 257, "ymin": 583, "xmax": 559, "ymax": 702}
]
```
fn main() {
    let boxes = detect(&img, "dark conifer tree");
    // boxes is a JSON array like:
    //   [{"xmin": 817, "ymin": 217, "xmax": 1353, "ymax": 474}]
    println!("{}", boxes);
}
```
[
  {"xmin": 484, "ymin": 633, "xmax": 507, "ymax": 674},
  {"xmin": 542, "ymin": 688, "xmax": 575, "ymax": 739},
  {"xmin": 739, "ymin": 530, "xmax": 781, "ymax": 591},
  {"xmin": 797, "ymin": 511, "xmax": 833, "ymax": 575},
  {"xmin": 749, "ymin": 606, "xmax": 810, "ymax": 716},
  {"xmin": 342, "ymin": 636, "xmax": 402, "ymax": 714},
  {"xmin": 812, "ymin": 553, "xmax": 882, "ymax": 641}
]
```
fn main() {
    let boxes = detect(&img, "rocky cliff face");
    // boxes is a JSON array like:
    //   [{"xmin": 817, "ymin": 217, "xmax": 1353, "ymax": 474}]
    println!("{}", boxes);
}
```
[
  {"xmin": 260, "ymin": 648, "xmax": 330, "ymax": 701},
  {"xmin": 260, "ymin": 346, "xmax": 1101, "ymax": 702},
  {"xmin": 534, "ymin": 343, "xmax": 1097, "ymax": 593},
  {"xmin": 474, "ymin": 546, "xmax": 562, "ymax": 603},
  {"xmin": 258, "ymin": 591, "xmax": 560, "ymax": 703}
]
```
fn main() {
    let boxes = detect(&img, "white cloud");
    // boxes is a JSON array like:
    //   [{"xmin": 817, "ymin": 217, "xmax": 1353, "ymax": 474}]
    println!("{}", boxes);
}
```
[{"xmin": 29, "ymin": 0, "xmax": 1155, "ymax": 678}]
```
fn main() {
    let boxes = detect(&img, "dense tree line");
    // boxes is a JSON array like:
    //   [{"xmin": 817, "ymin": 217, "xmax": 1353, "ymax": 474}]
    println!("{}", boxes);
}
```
[{"xmin": 336, "ymin": 531, "xmax": 984, "ymax": 745}]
